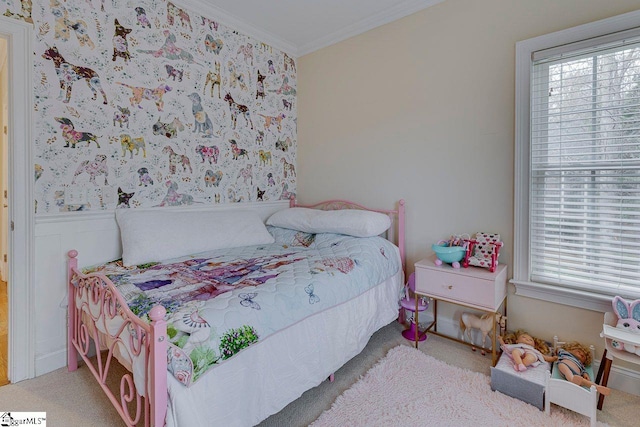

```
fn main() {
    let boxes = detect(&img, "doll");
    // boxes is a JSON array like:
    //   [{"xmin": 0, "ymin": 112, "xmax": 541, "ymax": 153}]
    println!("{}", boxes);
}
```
[
  {"xmin": 556, "ymin": 341, "xmax": 611, "ymax": 395},
  {"xmin": 499, "ymin": 329, "xmax": 557, "ymax": 372}
]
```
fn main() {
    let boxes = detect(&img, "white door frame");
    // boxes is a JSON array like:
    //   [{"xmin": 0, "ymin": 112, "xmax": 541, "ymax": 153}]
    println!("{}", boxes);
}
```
[{"xmin": 0, "ymin": 15, "xmax": 35, "ymax": 383}]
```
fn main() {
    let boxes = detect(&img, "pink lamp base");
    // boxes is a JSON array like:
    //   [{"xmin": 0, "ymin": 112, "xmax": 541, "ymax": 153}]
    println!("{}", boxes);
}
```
[{"xmin": 402, "ymin": 322, "xmax": 427, "ymax": 341}]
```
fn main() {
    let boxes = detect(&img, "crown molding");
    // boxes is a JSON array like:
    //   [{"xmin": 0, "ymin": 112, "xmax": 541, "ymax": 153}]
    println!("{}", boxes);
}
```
[
  {"xmin": 173, "ymin": 0, "xmax": 445, "ymax": 58},
  {"xmin": 296, "ymin": 0, "xmax": 445, "ymax": 56},
  {"xmin": 173, "ymin": 0, "xmax": 299, "ymax": 56}
]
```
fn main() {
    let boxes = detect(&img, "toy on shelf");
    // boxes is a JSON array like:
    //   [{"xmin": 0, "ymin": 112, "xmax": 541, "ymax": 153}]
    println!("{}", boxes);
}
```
[
  {"xmin": 459, "ymin": 312, "xmax": 506, "ymax": 355},
  {"xmin": 610, "ymin": 295, "xmax": 640, "ymax": 355},
  {"xmin": 432, "ymin": 234, "xmax": 469, "ymax": 268},
  {"xmin": 463, "ymin": 232, "xmax": 503, "ymax": 272}
]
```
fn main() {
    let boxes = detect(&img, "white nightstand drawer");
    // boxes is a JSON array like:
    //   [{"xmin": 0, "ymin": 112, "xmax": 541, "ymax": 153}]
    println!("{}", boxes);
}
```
[{"xmin": 414, "ymin": 255, "xmax": 507, "ymax": 311}]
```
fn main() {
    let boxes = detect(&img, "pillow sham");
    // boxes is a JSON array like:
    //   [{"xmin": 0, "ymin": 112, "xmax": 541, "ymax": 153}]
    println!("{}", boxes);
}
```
[
  {"xmin": 266, "ymin": 207, "xmax": 391, "ymax": 238},
  {"xmin": 116, "ymin": 208, "xmax": 274, "ymax": 266},
  {"xmin": 267, "ymin": 225, "xmax": 316, "ymax": 248}
]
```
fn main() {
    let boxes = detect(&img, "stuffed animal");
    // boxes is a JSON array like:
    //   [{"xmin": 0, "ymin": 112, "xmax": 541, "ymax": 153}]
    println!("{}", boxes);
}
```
[
  {"xmin": 611, "ymin": 295, "xmax": 640, "ymax": 355},
  {"xmin": 459, "ymin": 312, "xmax": 506, "ymax": 355}
]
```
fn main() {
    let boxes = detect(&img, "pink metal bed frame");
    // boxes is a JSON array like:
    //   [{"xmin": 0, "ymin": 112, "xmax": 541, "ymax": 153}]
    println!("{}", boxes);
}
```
[{"xmin": 66, "ymin": 198, "xmax": 405, "ymax": 426}]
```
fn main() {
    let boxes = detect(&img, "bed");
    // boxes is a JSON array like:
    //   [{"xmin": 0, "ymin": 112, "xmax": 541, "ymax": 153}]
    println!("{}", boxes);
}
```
[
  {"xmin": 545, "ymin": 337, "xmax": 598, "ymax": 427},
  {"xmin": 490, "ymin": 348, "xmax": 551, "ymax": 410},
  {"xmin": 66, "ymin": 198, "xmax": 405, "ymax": 426},
  {"xmin": 491, "ymin": 352, "xmax": 550, "ymax": 410},
  {"xmin": 491, "ymin": 335, "xmax": 597, "ymax": 426}
]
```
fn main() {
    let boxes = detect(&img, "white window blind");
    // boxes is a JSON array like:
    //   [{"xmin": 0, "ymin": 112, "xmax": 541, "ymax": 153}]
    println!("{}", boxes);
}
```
[{"xmin": 530, "ymin": 32, "xmax": 640, "ymax": 297}]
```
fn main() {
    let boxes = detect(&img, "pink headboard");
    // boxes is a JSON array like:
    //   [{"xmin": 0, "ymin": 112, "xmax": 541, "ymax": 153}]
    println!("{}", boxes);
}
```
[{"xmin": 290, "ymin": 198, "xmax": 406, "ymax": 274}]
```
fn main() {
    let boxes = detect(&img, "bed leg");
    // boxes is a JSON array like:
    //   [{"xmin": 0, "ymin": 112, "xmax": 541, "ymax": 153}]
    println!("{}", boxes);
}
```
[
  {"xmin": 67, "ymin": 250, "xmax": 78, "ymax": 372},
  {"xmin": 589, "ymin": 385, "xmax": 597, "ymax": 427},
  {"xmin": 596, "ymin": 353, "xmax": 612, "ymax": 410},
  {"xmin": 595, "ymin": 349, "xmax": 607, "ymax": 384},
  {"xmin": 544, "ymin": 370, "xmax": 551, "ymax": 415},
  {"xmin": 149, "ymin": 306, "xmax": 168, "ymax": 427}
]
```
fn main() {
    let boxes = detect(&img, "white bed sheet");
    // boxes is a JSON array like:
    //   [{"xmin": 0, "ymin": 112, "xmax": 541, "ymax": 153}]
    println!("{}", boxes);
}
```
[{"xmin": 165, "ymin": 269, "xmax": 403, "ymax": 427}]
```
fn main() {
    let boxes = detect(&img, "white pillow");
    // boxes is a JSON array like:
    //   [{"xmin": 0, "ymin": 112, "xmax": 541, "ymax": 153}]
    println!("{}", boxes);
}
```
[
  {"xmin": 266, "ymin": 207, "xmax": 391, "ymax": 238},
  {"xmin": 116, "ymin": 209, "xmax": 275, "ymax": 266}
]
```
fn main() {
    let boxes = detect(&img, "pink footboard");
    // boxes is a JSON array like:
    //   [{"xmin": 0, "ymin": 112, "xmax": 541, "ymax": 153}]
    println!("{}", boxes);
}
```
[{"xmin": 67, "ymin": 250, "xmax": 168, "ymax": 427}]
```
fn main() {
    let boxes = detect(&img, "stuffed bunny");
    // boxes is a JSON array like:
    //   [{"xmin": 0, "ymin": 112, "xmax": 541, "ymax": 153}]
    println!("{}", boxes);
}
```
[{"xmin": 611, "ymin": 296, "xmax": 640, "ymax": 355}]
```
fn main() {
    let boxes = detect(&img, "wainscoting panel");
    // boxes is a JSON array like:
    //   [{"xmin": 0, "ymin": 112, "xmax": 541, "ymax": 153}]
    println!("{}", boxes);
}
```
[{"xmin": 33, "ymin": 201, "xmax": 289, "ymax": 375}]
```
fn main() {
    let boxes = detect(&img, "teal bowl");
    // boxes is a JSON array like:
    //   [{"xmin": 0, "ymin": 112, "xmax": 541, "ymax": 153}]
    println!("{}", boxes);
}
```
[{"xmin": 431, "ymin": 243, "xmax": 466, "ymax": 263}]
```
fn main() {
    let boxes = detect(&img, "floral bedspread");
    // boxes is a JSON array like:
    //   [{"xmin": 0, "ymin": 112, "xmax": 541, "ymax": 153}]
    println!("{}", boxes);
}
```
[{"xmin": 84, "ymin": 226, "xmax": 401, "ymax": 387}]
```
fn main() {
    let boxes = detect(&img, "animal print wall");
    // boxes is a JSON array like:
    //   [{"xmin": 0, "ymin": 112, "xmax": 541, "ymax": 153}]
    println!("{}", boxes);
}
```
[{"xmin": 4, "ymin": 0, "xmax": 297, "ymax": 212}]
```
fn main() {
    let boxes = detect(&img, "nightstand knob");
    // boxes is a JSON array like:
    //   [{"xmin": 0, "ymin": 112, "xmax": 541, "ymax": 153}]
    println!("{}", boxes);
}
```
[{"xmin": 448, "ymin": 285, "xmax": 453, "ymax": 290}]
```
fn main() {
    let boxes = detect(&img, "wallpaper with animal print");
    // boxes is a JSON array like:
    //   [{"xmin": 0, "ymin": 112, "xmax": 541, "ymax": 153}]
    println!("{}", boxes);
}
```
[{"xmin": 3, "ymin": 0, "xmax": 297, "ymax": 212}]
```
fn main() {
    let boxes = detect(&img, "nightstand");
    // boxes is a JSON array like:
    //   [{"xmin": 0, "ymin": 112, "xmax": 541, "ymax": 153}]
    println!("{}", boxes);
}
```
[{"xmin": 414, "ymin": 254, "xmax": 507, "ymax": 365}]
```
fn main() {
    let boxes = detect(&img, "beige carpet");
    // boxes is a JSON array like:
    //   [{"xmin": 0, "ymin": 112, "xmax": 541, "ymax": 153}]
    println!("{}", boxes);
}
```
[
  {"xmin": 0, "ymin": 322, "xmax": 639, "ymax": 426},
  {"xmin": 311, "ymin": 345, "xmax": 607, "ymax": 426}
]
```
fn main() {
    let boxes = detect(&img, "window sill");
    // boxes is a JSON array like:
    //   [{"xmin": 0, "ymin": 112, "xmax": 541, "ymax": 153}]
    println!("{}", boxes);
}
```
[{"xmin": 511, "ymin": 280, "xmax": 618, "ymax": 313}]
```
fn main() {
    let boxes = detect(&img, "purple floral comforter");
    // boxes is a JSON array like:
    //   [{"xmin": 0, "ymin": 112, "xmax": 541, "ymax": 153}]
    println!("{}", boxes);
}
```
[{"xmin": 83, "ymin": 226, "xmax": 401, "ymax": 386}]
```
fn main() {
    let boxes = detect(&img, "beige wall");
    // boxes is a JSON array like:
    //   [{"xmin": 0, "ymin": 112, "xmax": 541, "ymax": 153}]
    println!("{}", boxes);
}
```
[{"xmin": 297, "ymin": 0, "xmax": 640, "ymax": 367}]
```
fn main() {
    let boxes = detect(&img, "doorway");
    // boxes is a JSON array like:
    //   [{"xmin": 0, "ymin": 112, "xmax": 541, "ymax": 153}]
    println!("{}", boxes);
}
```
[
  {"xmin": 0, "ymin": 16, "xmax": 35, "ymax": 385},
  {"xmin": 0, "ymin": 35, "xmax": 8, "ymax": 386}
]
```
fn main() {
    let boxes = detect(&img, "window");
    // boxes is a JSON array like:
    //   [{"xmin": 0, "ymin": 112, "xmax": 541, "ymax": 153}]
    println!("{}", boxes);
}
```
[{"xmin": 514, "ymin": 11, "xmax": 640, "ymax": 311}]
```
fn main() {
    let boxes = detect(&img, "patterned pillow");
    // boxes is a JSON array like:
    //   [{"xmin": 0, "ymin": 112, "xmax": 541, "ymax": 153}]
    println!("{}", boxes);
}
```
[{"xmin": 267, "ymin": 226, "xmax": 316, "ymax": 248}]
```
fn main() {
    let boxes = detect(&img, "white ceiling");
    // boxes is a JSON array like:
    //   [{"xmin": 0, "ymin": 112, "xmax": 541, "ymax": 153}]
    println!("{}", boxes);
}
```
[{"xmin": 187, "ymin": 0, "xmax": 445, "ymax": 57}]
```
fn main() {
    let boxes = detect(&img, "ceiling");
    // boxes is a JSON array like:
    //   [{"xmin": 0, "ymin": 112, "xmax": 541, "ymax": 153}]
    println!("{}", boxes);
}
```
[{"xmin": 188, "ymin": 0, "xmax": 445, "ymax": 57}]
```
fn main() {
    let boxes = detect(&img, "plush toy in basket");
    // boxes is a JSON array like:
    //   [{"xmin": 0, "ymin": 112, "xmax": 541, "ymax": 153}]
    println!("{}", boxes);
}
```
[{"xmin": 432, "ymin": 234, "xmax": 468, "ymax": 268}]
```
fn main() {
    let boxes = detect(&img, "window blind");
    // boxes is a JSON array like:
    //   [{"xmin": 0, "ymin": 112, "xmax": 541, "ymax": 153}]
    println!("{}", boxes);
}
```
[{"xmin": 530, "ymin": 34, "xmax": 640, "ymax": 297}]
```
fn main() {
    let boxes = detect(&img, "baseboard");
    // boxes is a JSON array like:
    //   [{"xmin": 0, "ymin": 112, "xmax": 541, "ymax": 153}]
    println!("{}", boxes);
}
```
[
  {"xmin": 35, "ymin": 348, "xmax": 67, "ymax": 377},
  {"xmin": 422, "ymin": 315, "xmax": 640, "ymax": 397},
  {"xmin": 593, "ymin": 360, "xmax": 640, "ymax": 397},
  {"xmin": 31, "ymin": 200, "xmax": 292, "ymax": 380}
]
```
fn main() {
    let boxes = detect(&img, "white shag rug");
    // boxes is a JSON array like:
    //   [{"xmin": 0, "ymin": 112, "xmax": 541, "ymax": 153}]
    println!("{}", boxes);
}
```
[{"xmin": 311, "ymin": 345, "xmax": 607, "ymax": 427}]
